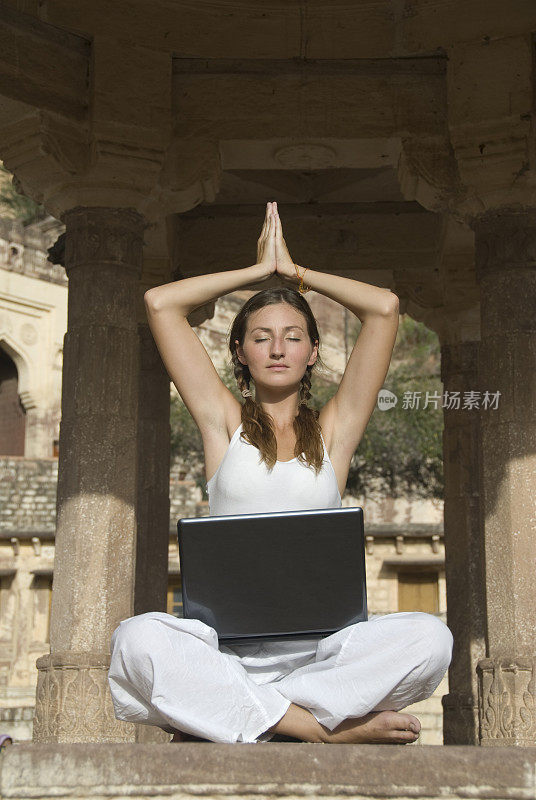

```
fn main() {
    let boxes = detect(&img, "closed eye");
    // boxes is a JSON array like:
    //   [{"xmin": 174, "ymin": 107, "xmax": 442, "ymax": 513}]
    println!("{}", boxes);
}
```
[{"xmin": 254, "ymin": 338, "xmax": 301, "ymax": 342}]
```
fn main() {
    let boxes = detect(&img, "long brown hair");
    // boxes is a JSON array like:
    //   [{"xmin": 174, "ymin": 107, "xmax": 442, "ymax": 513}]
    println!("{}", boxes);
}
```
[{"xmin": 229, "ymin": 286, "xmax": 325, "ymax": 474}]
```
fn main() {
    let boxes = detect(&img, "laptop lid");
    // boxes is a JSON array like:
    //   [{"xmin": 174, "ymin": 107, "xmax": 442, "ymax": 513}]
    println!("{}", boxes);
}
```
[{"xmin": 177, "ymin": 506, "xmax": 367, "ymax": 646}]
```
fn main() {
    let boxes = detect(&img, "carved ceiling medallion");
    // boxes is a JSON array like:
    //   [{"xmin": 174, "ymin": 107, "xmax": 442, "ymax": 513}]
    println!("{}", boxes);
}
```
[{"xmin": 273, "ymin": 143, "xmax": 337, "ymax": 170}]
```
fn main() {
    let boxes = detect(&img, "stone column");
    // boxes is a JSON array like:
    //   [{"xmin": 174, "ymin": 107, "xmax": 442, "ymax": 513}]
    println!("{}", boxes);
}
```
[
  {"xmin": 33, "ymin": 207, "xmax": 145, "ymax": 743},
  {"xmin": 134, "ymin": 323, "xmax": 170, "ymax": 617},
  {"xmin": 134, "ymin": 219, "xmax": 173, "ymax": 621},
  {"xmin": 132, "ymin": 323, "xmax": 171, "ymax": 744},
  {"xmin": 440, "ymin": 336, "xmax": 487, "ymax": 744},
  {"xmin": 471, "ymin": 208, "xmax": 536, "ymax": 746}
]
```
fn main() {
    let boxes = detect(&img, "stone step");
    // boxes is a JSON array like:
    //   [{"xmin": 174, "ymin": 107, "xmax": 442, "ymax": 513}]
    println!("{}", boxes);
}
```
[{"xmin": 1, "ymin": 742, "xmax": 534, "ymax": 800}]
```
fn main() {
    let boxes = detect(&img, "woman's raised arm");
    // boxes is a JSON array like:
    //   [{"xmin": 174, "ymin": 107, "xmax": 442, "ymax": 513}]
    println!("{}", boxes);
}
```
[
  {"xmin": 144, "ymin": 204, "xmax": 277, "ymax": 440},
  {"xmin": 272, "ymin": 202, "xmax": 399, "ymax": 461}
]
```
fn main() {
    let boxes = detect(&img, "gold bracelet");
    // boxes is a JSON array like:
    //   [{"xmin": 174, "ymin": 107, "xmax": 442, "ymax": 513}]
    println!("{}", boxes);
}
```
[{"xmin": 293, "ymin": 263, "xmax": 310, "ymax": 294}]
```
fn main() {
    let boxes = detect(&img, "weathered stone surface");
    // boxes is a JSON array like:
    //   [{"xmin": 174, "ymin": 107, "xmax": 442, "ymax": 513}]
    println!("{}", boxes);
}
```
[
  {"xmin": 1, "ymin": 742, "xmax": 536, "ymax": 800},
  {"xmin": 134, "ymin": 322, "xmax": 170, "ymax": 617},
  {"xmin": 441, "ymin": 339, "xmax": 486, "ymax": 745},
  {"xmin": 472, "ymin": 209, "xmax": 536, "ymax": 744},
  {"xmin": 447, "ymin": 38, "xmax": 534, "ymax": 216},
  {"xmin": 478, "ymin": 658, "xmax": 536, "ymax": 746},
  {"xmin": 33, "ymin": 207, "xmax": 145, "ymax": 742},
  {"xmin": 33, "ymin": 653, "xmax": 132, "ymax": 743},
  {"xmin": 171, "ymin": 203, "xmax": 442, "ymax": 277},
  {"xmin": 0, "ymin": 4, "xmax": 89, "ymax": 119}
]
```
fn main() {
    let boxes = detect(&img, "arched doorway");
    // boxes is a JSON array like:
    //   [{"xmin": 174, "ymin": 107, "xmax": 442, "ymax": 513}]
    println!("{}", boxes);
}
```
[{"xmin": 0, "ymin": 347, "xmax": 26, "ymax": 455}]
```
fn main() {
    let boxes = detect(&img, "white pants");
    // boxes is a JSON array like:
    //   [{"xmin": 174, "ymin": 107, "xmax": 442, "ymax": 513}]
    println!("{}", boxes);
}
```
[{"xmin": 108, "ymin": 610, "xmax": 453, "ymax": 744}]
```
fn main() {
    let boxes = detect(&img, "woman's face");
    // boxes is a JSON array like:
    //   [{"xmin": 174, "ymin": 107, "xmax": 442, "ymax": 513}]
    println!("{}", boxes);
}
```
[{"xmin": 236, "ymin": 302, "xmax": 318, "ymax": 392}]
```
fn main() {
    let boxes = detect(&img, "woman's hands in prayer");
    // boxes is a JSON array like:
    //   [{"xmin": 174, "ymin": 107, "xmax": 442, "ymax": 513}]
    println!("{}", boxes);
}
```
[
  {"xmin": 272, "ymin": 202, "xmax": 298, "ymax": 281},
  {"xmin": 256, "ymin": 202, "xmax": 277, "ymax": 280},
  {"xmin": 256, "ymin": 202, "xmax": 299, "ymax": 286}
]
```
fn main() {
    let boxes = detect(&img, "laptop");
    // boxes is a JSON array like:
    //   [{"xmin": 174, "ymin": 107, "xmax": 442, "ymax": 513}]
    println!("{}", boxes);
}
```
[{"xmin": 176, "ymin": 506, "xmax": 367, "ymax": 646}]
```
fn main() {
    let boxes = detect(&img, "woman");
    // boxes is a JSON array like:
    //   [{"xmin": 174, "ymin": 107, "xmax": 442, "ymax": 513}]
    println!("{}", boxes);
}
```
[{"xmin": 108, "ymin": 201, "xmax": 453, "ymax": 745}]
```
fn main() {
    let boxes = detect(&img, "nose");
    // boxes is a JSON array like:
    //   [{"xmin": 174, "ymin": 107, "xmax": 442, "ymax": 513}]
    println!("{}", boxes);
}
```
[{"xmin": 270, "ymin": 338, "xmax": 286, "ymax": 357}]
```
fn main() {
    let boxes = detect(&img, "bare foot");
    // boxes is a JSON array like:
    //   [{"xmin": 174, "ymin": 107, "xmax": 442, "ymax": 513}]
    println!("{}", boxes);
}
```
[
  {"xmin": 320, "ymin": 710, "xmax": 421, "ymax": 745},
  {"xmin": 266, "ymin": 702, "xmax": 421, "ymax": 745}
]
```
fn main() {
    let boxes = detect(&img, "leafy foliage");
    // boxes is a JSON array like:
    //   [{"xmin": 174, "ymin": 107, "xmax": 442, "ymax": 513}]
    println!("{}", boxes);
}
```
[
  {"xmin": 0, "ymin": 165, "xmax": 45, "ymax": 224},
  {"xmin": 348, "ymin": 315, "xmax": 443, "ymax": 499},
  {"xmin": 170, "ymin": 314, "xmax": 444, "ymax": 501}
]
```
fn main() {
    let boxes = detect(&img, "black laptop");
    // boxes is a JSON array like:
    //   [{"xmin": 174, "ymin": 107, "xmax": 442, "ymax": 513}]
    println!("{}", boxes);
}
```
[{"xmin": 176, "ymin": 506, "xmax": 367, "ymax": 646}]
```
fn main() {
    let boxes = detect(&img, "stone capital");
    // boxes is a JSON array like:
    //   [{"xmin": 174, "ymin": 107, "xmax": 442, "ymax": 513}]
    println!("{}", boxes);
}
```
[
  {"xmin": 62, "ymin": 206, "xmax": 145, "ymax": 277},
  {"xmin": 445, "ymin": 37, "xmax": 535, "ymax": 221},
  {"xmin": 397, "ymin": 134, "xmax": 465, "ymax": 214},
  {"xmin": 0, "ymin": 107, "xmax": 222, "ymax": 221},
  {"xmin": 391, "ymin": 257, "xmax": 480, "ymax": 343},
  {"xmin": 0, "ymin": 13, "xmax": 221, "ymax": 220}
]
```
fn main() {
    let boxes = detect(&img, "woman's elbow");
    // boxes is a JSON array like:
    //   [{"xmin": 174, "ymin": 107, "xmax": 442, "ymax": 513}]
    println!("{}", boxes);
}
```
[
  {"xmin": 144, "ymin": 288, "xmax": 161, "ymax": 313},
  {"xmin": 384, "ymin": 292, "xmax": 400, "ymax": 316}
]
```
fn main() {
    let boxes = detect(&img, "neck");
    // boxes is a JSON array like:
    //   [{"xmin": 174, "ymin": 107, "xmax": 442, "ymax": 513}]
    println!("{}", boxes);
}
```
[{"xmin": 255, "ymin": 387, "xmax": 301, "ymax": 427}]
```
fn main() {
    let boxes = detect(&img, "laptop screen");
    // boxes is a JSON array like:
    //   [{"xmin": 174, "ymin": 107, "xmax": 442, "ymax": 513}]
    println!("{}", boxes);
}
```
[{"xmin": 177, "ymin": 507, "xmax": 367, "ymax": 646}]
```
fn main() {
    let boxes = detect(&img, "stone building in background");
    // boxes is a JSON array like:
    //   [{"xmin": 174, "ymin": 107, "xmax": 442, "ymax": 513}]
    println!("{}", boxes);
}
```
[{"xmin": 0, "ymin": 213, "xmax": 447, "ymax": 743}]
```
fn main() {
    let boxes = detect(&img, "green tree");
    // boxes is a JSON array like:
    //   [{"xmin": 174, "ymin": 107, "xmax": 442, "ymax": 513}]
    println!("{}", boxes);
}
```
[
  {"xmin": 0, "ymin": 165, "xmax": 45, "ymax": 223},
  {"xmin": 347, "ymin": 315, "xmax": 443, "ymax": 499}
]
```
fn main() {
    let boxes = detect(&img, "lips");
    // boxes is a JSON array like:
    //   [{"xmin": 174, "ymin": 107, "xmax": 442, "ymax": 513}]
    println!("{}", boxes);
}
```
[{"xmin": 268, "ymin": 365, "xmax": 289, "ymax": 369}]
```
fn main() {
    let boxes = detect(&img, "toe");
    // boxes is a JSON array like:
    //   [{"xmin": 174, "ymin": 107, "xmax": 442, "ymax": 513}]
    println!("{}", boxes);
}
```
[
  {"xmin": 396, "ymin": 729, "xmax": 419, "ymax": 743},
  {"xmin": 397, "ymin": 713, "xmax": 421, "ymax": 733}
]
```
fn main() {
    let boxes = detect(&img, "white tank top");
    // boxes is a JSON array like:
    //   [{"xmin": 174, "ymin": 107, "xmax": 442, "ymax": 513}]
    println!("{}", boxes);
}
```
[{"xmin": 207, "ymin": 422, "xmax": 342, "ymax": 516}]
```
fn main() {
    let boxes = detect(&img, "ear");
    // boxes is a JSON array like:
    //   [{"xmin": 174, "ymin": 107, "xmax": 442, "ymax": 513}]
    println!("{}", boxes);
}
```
[
  {"xmin": 307, "ymin": 339, "xmax": 319, "ymax": 367},
  {"xmin": 235, "ymin": 339, "xmax": 247, "ymax": 366}
]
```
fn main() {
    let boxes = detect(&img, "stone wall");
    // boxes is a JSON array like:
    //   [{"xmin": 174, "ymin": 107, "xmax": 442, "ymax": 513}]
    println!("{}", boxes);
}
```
[
  {"xmin": 169, "ymin": 465, "xmax": 206, "ymax": 522},
  {"xmin": 0, "ymin": 458, "xmax": 57, "ymax": 533},
  {"xmin": 0, "ymin": 216, "xmax": 67, "ymax": 458},
  {"xmin": 0, "ymin": 217, "xmax": 66, "ymax": 287}
]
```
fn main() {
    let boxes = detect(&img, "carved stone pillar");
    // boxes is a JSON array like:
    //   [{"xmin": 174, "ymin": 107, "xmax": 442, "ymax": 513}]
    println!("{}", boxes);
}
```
[
  {"xmin": 471, "ymin": 208, "xmax": 536, "ymax": 746},
  {"xmin": 440, "ymin": 337, "xmax": 487, "ymax": 744},
  {"xmin": 33, "ymin": 207, "xmax": 145, "ymax": 742}
]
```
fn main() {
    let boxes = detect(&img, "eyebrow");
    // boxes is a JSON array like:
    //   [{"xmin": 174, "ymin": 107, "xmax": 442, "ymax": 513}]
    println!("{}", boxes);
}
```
[{"xmin": 250, "ymin": 326, "xmax": 304, "ymax": 333}]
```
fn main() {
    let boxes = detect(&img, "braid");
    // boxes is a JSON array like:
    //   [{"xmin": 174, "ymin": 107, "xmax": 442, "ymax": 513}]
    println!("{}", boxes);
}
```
[
  {"xmin": 232, "ymin": 351, "xmax": 252, "ymax": 398},
  {"xmin": 294, "ymin": 365, "xmax": 322, "ymax": 469},
  {"xmin": 231, "ymin": 351, "xmax": 263, "ymax": 435},
  {"xmin": 299, "ymin": 367, "xmax": 313, "ymax": 406}
]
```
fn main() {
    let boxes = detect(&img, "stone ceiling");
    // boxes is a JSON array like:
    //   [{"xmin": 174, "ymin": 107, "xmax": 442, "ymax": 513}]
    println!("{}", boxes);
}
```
[{"xmin": 1, "ymin": 1, "xmax": 533, "ymax": 328}]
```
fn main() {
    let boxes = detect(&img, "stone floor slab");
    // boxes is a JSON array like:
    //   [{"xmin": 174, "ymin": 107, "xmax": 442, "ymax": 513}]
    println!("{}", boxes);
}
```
[{"xmin": 1, "ymin": 743, "xmax": 535, "ymax": 800}]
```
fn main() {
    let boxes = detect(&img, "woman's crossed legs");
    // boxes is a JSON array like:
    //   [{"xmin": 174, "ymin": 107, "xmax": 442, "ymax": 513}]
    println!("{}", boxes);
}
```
[{"xmin": 108, "ymin": 610, "xmax": 453, "ymax": 744}]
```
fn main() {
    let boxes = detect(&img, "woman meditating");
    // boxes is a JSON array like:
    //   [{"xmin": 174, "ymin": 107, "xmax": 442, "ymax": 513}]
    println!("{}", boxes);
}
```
[{"xmin": 108, "ymin": 201, "xmax": 453, "ymax": 744}]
